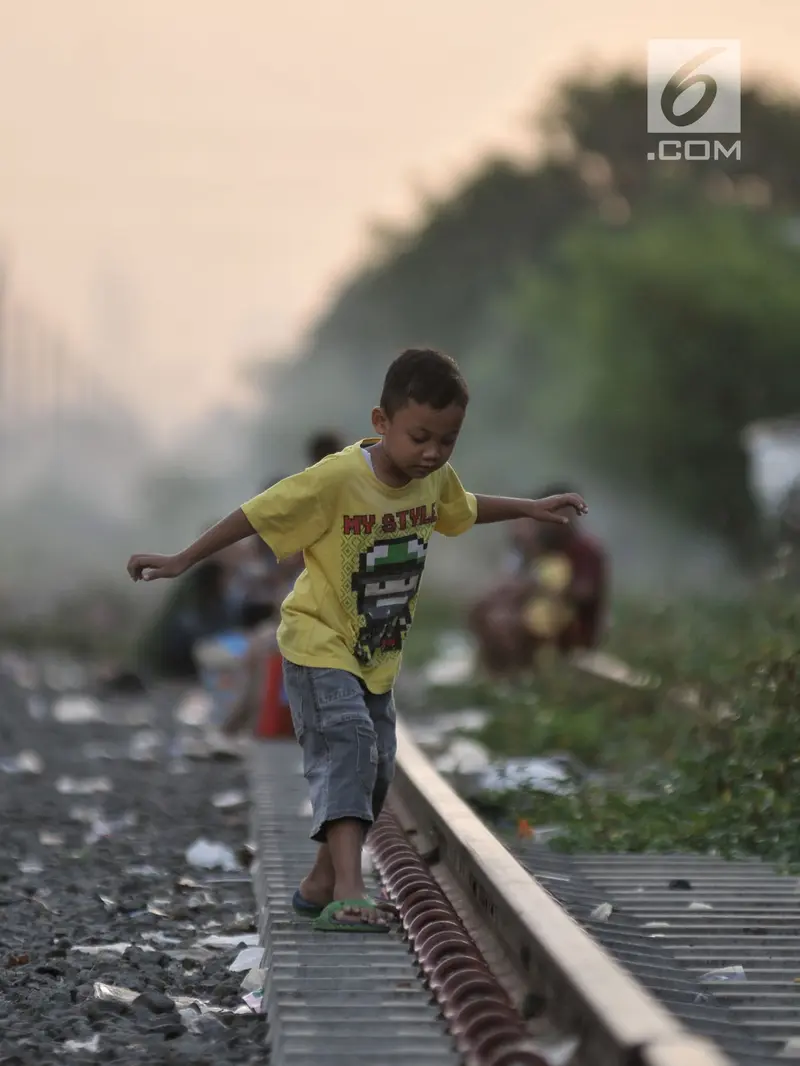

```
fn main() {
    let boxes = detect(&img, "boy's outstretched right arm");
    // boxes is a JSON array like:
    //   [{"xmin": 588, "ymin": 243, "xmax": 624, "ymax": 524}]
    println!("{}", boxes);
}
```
[{"xmin": 127, "ymin": 508, "xmax": 256, "ymax": 583}]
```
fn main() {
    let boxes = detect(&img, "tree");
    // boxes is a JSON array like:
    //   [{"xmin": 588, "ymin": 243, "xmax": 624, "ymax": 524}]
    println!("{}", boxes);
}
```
[
  {"xmin": 543, "ymin": 73, "xmax": 800, "ymax": 211},
  {"xmin": 507, "ymin": 206, "xmax": 800, "ymax": 552}
]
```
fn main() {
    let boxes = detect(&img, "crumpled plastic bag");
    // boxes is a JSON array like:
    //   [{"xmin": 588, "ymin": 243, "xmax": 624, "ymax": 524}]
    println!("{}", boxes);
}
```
[
  {"xmin": 128, "ymin": 730, "xmax": 163, "ymax": 763},
  {"xmin": 186, "ymin": 838, "xmax": 240, "ymax": 872},
  {"xmin": 229, "ymin": 946, "xmax": 263, "ymax": 972},
  {"xmin": 55, "ymin": 776, "xmax": 112, "ymax": 795},
  {"xmin": 94, "ymin": 981, "xmax": 256, "ymax": 1016},
  {"xmin": 240, "ymin": 967, "xmax": 265, "ymax": 992},
  {"xmin": 589, "ymin": 902, "xmax": 613, "ymax": 922},
  {"xmin": 242, "ymin": 989, "xmax": 264, "ymax": 1013},
  {"xmin": 18, "ymin": 858, "xmax": 44, "ymax": 875},
  {"xmin": 179, "ymin": 1008, "xmax": 228, "ymax": 1035},
  {"xmin": 84, "ymin": 811, "xmax": 137, "ymax": 846},
  {"xmin": 197, "ymin": 933, "xmax": 259, "ymax": 949},
  {"xmin": 0, "ymin": 751, "xmax": 44, "ymax": 775},
  {"xmin": 73, "ymin": 943, "xmax": 132, "ymax": 956},
  {"xmin": 477, "ymin": 755, "xmax": 578, "ymax": 796},
  {"xmin": 64, "ymin": 1034, "xmax": 101, "ymax": 1053},
  {"xmin": 701, "ymin": 964, "xmax": 746, "ymax": 982},
  {"xmin": 53, "ymin": 696, "xmax": 102, "ymax": 724},
  {"xmin": 175, "ymin": 691, "xmax": 214, "ymax": 728},
  {"xmin": 212, "ymin": 789, "xmax": 247, "ymax": 810}
]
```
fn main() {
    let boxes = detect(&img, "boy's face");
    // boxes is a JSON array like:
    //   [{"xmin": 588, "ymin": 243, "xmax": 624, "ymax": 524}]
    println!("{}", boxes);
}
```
[{"xmin": 372, "ymin": 400, "xmax": 465, "ymax": 479}]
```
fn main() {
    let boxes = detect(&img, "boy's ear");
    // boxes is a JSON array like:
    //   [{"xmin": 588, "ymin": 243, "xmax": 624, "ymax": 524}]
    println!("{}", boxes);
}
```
[{"xmin": 371, "ymin": 406, "xmax": 389, "ymax": 435}]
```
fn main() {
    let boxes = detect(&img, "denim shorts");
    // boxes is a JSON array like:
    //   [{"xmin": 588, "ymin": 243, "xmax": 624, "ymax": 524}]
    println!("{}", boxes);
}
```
[{"xmin": 282, "ymin": 660, "xmax": 398, "ymax": 842}]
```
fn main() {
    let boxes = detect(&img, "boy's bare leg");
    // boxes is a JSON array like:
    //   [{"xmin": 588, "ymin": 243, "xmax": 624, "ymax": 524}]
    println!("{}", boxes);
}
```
[
  {"xmin": 301, "ymin": 819, "xmax": 387, "ymax": 925},
  {"xmin": 284, "ymin": 662, "xmax": 390, "ymax": 926},
  {"xmin": 298, "ymin": 842, "xmax": 335, "ymax": 907}
]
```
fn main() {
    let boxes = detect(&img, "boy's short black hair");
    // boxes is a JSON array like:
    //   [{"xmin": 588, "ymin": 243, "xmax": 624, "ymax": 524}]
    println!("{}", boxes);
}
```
[
  {"xmin": 307, "ymin": 430, "xmax": 344, "ymax": 464},
  {"xmin": 380, "ymin": 348, "xmax": 469, "ymax": 418}
]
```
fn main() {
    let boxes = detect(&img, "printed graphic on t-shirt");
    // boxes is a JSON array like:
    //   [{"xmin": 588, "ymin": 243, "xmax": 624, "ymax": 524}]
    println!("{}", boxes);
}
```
[
  {"xmin": 350, "ymin": 534, "xmax": 428, "ymax": 664},
  {"xmin": 341, "ymin": 505, "xmax": 438, "ymax": 666}
]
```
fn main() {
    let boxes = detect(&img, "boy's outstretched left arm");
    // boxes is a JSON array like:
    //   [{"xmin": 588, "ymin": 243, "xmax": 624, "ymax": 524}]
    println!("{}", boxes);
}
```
[{"xmin": 474, "ymin": 492, "xmax": 587, "ymax": 526}]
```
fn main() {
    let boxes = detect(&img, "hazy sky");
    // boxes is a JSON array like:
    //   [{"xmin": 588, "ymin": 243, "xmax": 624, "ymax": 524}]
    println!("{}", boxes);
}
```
[{"xmin": 0, "ymin": 1, "xmax": 797, "ymax": 441}]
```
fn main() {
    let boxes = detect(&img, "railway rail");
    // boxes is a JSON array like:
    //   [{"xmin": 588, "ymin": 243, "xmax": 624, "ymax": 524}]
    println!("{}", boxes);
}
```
[{"xmin": 247, "ymin": 716, "xmax": 752, "ymax": 1066}]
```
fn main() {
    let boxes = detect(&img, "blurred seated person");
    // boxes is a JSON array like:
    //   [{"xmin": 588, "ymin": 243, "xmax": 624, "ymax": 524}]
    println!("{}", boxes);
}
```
[
  {"xmin": 469, "ymin": 483, "xmax": 608, "ymax": 676},
  {"xmin": 137, "ymin": 558, "xmax": 237, "ymax": 680},
  {"xmin": 136, "ymin": 510, "xmax": 277, "ymax": 682},
  {"xmin": 220, "ymin": 429, "xmax": 345, "ymax": 734}
]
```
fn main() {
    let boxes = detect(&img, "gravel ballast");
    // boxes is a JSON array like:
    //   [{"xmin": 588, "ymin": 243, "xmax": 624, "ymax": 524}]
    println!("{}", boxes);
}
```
[{"xmin": 0, "ymin": 657, "xmax": 267, "ymax": 1066}]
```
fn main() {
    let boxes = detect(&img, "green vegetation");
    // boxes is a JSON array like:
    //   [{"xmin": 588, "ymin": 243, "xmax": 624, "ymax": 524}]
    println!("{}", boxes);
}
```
[
  {"xmin": 507, "ymin": 208, "xmax": 800, "ymax": 553},
  {"xmin": 440, "ymin": 590, "xmax": 800, "ymax": 864},
  {"xmin": 401, "ymin": 596, "xmax": 464, "ymax": 669}
]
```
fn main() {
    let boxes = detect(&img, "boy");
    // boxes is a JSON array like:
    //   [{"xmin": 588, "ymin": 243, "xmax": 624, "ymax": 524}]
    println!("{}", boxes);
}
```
[{"xmin": 127, "ymin": 349, "xmax": 587, "ymax": 933}]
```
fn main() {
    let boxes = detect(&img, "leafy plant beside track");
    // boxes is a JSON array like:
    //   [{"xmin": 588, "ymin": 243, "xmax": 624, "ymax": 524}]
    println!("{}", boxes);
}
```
[{"xmin": 439, "ymin": 591, "xmax": 800, "ymax": 865}]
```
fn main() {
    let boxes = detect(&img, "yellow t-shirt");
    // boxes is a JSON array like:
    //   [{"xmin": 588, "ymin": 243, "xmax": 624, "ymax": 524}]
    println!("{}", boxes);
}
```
[{"xmin": 241, "ymin": 439, "xmax": 477, "ymax": 692}]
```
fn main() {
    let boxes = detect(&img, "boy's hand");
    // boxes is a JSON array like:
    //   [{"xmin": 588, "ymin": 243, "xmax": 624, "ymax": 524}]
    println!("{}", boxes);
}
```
[
  {"xmin": 526, "ymin": 493, "xmax": 588, "ymax": 525},
  {"xmin": 127, "ymin": 552, "xmax": 187, "ymax": 582}
]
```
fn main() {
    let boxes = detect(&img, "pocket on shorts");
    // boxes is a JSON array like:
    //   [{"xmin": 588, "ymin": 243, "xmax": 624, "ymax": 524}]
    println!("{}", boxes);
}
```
[
  {"xmin": 352, "ymin": 722, "xmax": 379, "ymax": 794},
  {"xmin": 310, "ymin": 669, "xmax": 378, "ymax": 796},
  {"xmin": 365, "ymin": 688, "xmax": 396, "ymax": 761},
  {"xmin": 379, "ymin": 690, "xmax": 397, "ymax": 725},
  {"xmin": 282, "ymin": 660, "xmax": 312, "ymax": 740},
  {"xmin": 309, "ymin": 668, "xmax": 366, "ymax": 725}
]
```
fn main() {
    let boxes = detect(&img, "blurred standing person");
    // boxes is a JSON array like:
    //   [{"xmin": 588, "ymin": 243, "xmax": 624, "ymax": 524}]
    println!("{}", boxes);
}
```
[
  {"xmin": 220, "ymin": 430, "xmax": 345, "ymax": 734},
  {"xmin": 238, "ymin": 431, "xmax": 346, "ymax": 624},
  {"xmin": 469, "ymin": 483, "xmax": 608, "ymax": 676},
  {"xmin": 307, "ymin": 430, "xmax": 348, "ymax": 466}
]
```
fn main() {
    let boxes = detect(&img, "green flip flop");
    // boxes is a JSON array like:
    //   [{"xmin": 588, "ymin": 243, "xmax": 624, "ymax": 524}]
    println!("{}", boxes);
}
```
[
  {"xmin": 312, "ymin": 898, "xmax": 392, "ymax": 933},
  {"xmin": 292, "ymin": 888, "xmax": 398, "ymax": 919}
]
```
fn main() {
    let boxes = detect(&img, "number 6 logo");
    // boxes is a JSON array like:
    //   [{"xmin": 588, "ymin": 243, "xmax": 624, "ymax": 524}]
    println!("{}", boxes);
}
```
[
  {"xmin": 647, "ymin": 39, "xmax": 741, "ymax": 135},
  {"xmin": 661, "ymin": 46, "xmax": 727, "ymax": 127}
]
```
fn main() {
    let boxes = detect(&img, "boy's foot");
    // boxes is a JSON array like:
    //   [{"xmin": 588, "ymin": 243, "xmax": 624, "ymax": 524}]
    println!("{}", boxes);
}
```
[
  {"xmin": 293, "ymin": 874, "xmax": 398, "ymax": 919},
  {"xmin": 296, "ymin": 873, "xmax": 335, "ymax": 912},
  {"xmin": 292, "ymin": 888, "xmax": 327, "ymax": 916},
  {"xmin": 312, "ymin": 898, "xmax": 391, "ymax": 933}
]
